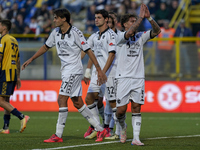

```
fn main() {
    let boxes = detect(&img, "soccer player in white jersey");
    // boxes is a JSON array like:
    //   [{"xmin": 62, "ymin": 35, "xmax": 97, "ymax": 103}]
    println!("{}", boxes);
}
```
[
  {"xmin": 83, "ymin": 12, "xmax": 121, "ymax": 140},
  {"xmin": 21, "ymin": 8, "xmax": 107, "ymax": 143},
  {"xmin": 82, "ymin": 9, "xmax": 117, "ymax": 142},
  {"xmin": 104, "ymin": 13, "xmax": 122, "ymax": 140},
  {"xmin": 115, "ymin": 4, "xmax": 160, "ymax": 145}
]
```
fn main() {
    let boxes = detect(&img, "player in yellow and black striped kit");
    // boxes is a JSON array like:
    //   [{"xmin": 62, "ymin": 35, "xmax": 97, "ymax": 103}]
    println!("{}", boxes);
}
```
[{"xmin": 0, "ymin": 19, "xmax": 30, "ymax": 134}]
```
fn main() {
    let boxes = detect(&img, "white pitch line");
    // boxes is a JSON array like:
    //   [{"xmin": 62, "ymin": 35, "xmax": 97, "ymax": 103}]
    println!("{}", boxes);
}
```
[
  {"xmin": 31, "ymin": 134, "xmax": 200, "ymax": 150},
  {"xmin": 1, "ymin": 116, "xmax": 200, "ymax": 120}
]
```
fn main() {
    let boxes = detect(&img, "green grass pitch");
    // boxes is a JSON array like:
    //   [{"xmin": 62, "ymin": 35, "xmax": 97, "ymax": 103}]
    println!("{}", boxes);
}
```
[{"xmin": 0, "ymin": 112, "xmax": 200, "ymax": 150}]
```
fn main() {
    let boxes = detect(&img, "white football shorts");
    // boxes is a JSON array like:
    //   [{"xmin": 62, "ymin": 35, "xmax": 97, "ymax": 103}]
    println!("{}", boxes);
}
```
[
  {"xmin": 116, "ymin": 78, "xmax": 145, "ymax": 107},
  {"xmin": 59, "ymin": 74, "xmax": 82, "ymax": 98},
  {"xmin": 104, "ymin": 76, "xmax": 116, "ymax": 101}
]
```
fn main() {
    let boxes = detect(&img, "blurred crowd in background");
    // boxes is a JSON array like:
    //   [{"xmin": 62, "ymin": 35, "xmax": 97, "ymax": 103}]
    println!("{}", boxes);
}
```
[
  {"xmin": 1, "ymin": 0, "xmax": 200, "ymax": 79},
  {"xmin": 0, "ymin": 0, "xmax": 200, "ymax": 39}
]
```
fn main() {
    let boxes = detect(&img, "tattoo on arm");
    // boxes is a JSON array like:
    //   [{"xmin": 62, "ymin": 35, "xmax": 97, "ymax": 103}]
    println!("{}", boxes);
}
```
[
  {"xmin": 150, "ymin": 20, "xmax": 161, "ymax": 38},
  {"xmin": 126, "ymin": 17, "xmax": 143, "ymax": 37},
  {"xmin": 94, "ymin": 64, "xmax": 100, "ymax": 69}
]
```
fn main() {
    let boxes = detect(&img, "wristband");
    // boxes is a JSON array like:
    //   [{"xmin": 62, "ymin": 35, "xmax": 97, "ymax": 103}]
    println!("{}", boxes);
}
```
[
  {"xmin": 84, "ymin": 68, "xmax": 91, "ymax": 78},
  {"xmin": 147, "ymin": 16, "xmax": 153, "ymax": 21}
]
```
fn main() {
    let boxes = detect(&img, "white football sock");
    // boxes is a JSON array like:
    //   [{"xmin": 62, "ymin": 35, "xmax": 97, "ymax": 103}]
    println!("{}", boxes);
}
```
[
  {"xmin": 132, "ymin": 113, "xmax": 142, "ymax": 141},
  {"xmin": 56, "ymin": 107, "xmax": 68, "ymax": 138},
  {"xmin": 78, "ymin": 104, "xmax": 104, "ymax": 132},
  {"xmin": 113, "ymin": 112, "xmax": 121, "ymax": 135},
  {"xmin": 87, "ymin": 103, "xmax": 100, "ymax": 123},
  {"xmin": 112, "ymin": 108, "xmax": 120, "ymax": 135}
]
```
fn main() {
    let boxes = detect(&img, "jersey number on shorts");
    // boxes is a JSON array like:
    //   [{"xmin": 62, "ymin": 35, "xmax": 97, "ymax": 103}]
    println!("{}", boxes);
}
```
[{"xmin": 107, "ymin": 86, "xmax": 114, "ymax": 94}]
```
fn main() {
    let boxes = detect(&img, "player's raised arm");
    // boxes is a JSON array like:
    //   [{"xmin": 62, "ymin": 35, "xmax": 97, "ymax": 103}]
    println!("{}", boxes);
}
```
[
  {"xmin": 125, "ymin": 3, "xmax": 146, "ymax": 39},
  {"xmin": 21, "ymin": 44, "xmax": 49, "ymax": 70},
  {"xmin": 144, "ymin": 4, "xmax": 161, "ymax": 38}
]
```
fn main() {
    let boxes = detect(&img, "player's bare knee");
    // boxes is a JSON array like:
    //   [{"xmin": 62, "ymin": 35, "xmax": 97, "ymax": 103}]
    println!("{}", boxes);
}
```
[
  {"xmin": 131, "ymin": 103, "xmax": 141, "ymax": 113},
  {"xmin": 73, "ymin": 102, "xmax": 81, "ymax": 109},
  {"xmin": 109, "ymin": 100, "xmax": 116, "ymax": 108},
  {"xmin": 57, "ymin": 95, "xmax": 68, "ymax": 107},
  {"xmin": 85, "ymin": 95, "xmax": 94, "ymax": 105},
  {"xmin": 116, "ymin": 108, "xmax": 126, "ymax": 118},
  {"xmin": 72, "ymin": 97, "xmax": 84, "ymax": 109}
]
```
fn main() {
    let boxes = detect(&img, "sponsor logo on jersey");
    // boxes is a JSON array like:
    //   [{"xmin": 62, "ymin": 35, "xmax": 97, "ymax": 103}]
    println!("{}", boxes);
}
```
[
  {"xmin": 109, "ymin": 42, "xmax": 114, "ymax": 46},
  {"xmin": 57, "ymin": 41, "xmax": 69, "ymax": 48},
  {"xmin": 127, "ymin": 50, "xmax": 138, "ymax": 57},
  {"xmin": 11, "ymin": 60, "xmax": 16, "ymax": 64}
]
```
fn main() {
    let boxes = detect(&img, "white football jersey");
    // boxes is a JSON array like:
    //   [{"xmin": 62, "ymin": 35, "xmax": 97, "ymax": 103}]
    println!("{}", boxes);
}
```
[
  {"xmin": 45, "ymin": 26, "xmax": 90, "ymax": 75},
  {"xmin": 115, "ymin": 30, "xmax": 151, "ymax": 79},
  {"xmin": 87, "ymin": 28, "xmax": 117, "ymax": 77}
]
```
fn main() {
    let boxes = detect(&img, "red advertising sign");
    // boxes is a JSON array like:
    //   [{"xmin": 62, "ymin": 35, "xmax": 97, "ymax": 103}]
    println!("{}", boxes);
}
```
[{"xmin": 0, "ymin": 81, "xmax": 200, "ymax": 112}]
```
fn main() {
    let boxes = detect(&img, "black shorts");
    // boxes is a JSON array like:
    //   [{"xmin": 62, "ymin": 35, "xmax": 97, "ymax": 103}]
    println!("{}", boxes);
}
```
[{"xmin": 0, "ymin": 81, "xmax": 16, "ymax": 97}]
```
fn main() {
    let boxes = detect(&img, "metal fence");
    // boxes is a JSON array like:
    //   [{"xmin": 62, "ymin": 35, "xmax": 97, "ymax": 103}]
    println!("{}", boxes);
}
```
[{"xmin": 17, "ymin": 36, "xmax": 200, "ymax": 81}]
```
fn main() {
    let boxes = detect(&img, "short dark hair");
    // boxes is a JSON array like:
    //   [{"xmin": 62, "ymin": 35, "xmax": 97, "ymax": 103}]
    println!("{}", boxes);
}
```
[
  {"xmin": 0, "ymin": 19, "xmax": 12, "ymax": 31},
  {"xmin": 95, "ymin": 9, "xmax": 108, "ymax": 19},
  {"xmin": 53, "ymin": 8, "xmax": 71, "ymax": 23},
  {"xmin": 120, "ymin": 13, "xmax": 138, "ymax": 29}
]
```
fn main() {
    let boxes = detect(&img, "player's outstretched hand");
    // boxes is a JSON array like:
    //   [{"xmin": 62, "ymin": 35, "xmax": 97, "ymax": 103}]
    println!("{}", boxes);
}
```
[{"xmin": 21, "ymin": 58, "xmax": 33, "ymax": 70}]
